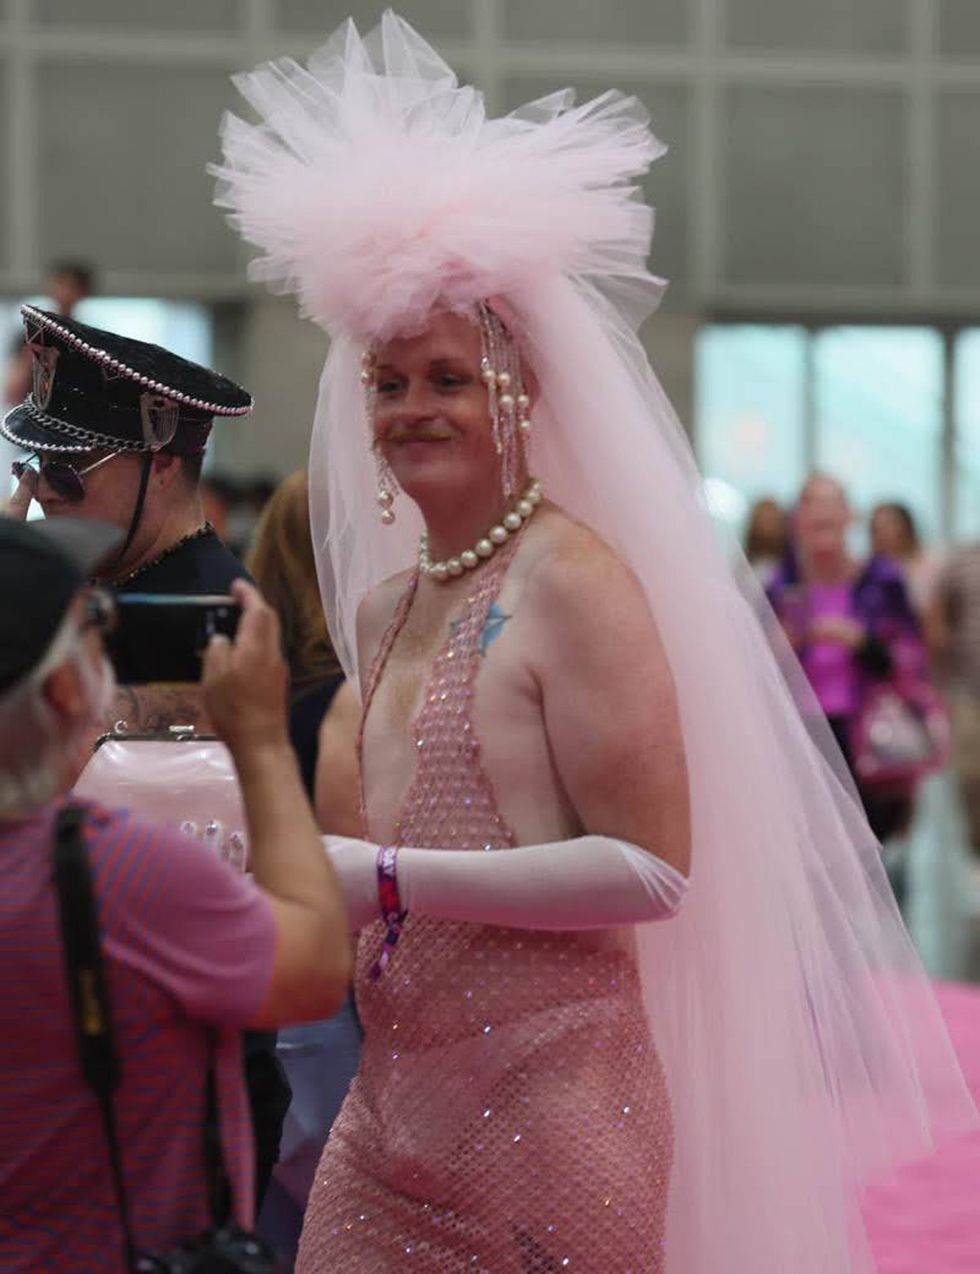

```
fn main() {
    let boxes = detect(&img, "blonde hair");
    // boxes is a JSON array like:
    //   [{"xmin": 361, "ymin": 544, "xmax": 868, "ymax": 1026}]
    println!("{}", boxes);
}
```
[{"xmin": 247, "ymin": 470, "xmax": 341, "ymax": 683}]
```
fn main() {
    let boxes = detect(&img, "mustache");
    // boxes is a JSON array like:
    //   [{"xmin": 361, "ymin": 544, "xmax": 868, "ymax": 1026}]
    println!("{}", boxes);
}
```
[{"xmin": 379, "ymin": 417, "xmax": 455, "ymax": 444}]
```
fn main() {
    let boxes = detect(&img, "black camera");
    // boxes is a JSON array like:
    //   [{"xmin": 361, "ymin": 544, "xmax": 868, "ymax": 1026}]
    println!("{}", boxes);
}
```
[
  {"xmin": 108, "ymin": 593, "xmax": 241, "ymax": 684},
  {"xmin": 134, "ymin": 1223, "xmax": 276, "ymax": 1273}
]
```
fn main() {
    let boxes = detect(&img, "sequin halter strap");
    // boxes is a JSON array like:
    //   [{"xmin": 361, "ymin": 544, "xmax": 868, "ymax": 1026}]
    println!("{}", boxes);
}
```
[{"xmin": 359, "ymin": 533, "xmax": 523, "ymax": 854}]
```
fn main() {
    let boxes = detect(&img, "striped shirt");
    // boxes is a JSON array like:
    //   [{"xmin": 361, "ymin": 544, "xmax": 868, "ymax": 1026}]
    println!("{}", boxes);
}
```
[{"xmin": 0, "ymin": 800, "xmax": 276, "ymax": 1272}]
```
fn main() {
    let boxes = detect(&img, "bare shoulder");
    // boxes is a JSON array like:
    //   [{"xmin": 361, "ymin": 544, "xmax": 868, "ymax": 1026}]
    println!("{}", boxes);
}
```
[
  {"xmin": 519, "ymin": 504, "xmax": 654, "ymax": 635},
  {"xmin": 355, "ymin": 568, "xmax": 414, "ymax": 675}
]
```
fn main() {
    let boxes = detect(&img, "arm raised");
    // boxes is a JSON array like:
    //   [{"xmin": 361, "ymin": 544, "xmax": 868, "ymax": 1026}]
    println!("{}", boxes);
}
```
[{"xmin": 203, "ymin": 580, "xmax": 351, "ymax": 1028}]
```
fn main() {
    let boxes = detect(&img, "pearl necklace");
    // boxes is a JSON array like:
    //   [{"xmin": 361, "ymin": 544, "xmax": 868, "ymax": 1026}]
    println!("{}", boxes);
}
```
[{"xmin": 419, "ymin": 479, "xmax": 543, "ymax": 582}]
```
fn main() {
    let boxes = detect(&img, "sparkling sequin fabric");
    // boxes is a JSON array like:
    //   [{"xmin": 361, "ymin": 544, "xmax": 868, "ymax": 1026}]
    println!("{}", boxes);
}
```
[{"xmin": 297, "ymin": 542, "xmax": 672, "ymax": 1272}]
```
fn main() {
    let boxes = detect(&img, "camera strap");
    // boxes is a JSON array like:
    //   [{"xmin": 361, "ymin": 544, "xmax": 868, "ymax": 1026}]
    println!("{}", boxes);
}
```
[{"xmin": 52, "ymin": 804, "xmax": 235, "ymax": 1268}]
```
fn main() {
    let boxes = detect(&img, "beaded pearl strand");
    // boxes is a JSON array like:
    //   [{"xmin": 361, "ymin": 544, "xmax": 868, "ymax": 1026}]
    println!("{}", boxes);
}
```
[
  {"xmin": 418, "ymin": 479, "xmax": 542, "ymax": 581},
  {"xmin": 477, "ymin": 303, "xmax": 532, "ymax": 501}
]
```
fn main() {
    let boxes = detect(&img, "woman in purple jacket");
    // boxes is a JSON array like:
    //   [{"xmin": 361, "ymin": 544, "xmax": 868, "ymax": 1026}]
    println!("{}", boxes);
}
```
[{"xmin": 768, "ymin": 475, "xmax": 926, "ymax": 890}]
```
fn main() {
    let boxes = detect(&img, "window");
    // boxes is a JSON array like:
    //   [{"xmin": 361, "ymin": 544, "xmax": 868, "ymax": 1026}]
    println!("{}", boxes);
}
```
[
  {"xmin": 697, "ymin": 323, "xmax": 956, "ymax": 553},
  {"xmin": 954, "ymin": 329, "xmax": 980, "ymax": 541},
  {"xmin": 1, "ymin": 296, "xmax": 212, "ymax": 368},
  {"xmin": 814, "ymin": 326, "xmax": 943, "ymax": 542},
  {"xmin": 695, "ymin": 324, "xmax": 806, "ymax": 549},
  {"xmin": 1, "ymin": 297, "xmax": 214, "ymax": 499}
]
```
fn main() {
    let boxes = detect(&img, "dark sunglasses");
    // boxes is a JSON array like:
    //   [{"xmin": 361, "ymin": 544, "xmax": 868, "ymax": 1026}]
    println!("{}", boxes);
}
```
[
  {"xmin": 11, "ymin": 450, "xmax": 121, "ymax": 503},
  {"xmin": 81, "ymin": 588, "xmax": 117, "ymax": 636}
]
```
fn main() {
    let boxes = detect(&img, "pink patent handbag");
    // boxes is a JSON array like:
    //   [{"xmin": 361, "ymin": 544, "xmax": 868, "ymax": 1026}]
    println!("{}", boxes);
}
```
[
  {"xmin": 851, "ymin": 679, "xmax": 951, "ymax": 791},
  {"xmin": 74, "ymin": 732, "xmax": 249, "ymax": 871}
]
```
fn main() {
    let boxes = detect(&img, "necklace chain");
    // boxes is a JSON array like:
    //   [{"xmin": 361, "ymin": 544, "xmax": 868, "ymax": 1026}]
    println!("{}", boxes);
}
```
[
  {"xmin": 419, "ymin": 480, "xmax": 542, "ymax": 583},
  {"xmin": 108, "ymin": 522, "xmax": 216, "ymax": 588}
]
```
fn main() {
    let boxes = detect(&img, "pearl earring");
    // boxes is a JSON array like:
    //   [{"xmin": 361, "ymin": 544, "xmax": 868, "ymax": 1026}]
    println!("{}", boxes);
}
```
[
  {"xmin": 517, "ymin": 392, "xmax": 532, "ymax": 442},
  {"xmin": 377, "ymin": 484, "xmax": 396, "ymax": 525},
  {"xmin": 374, "ymin": 452, "xmax": 398, "ymax": 525},
  {"xmin": 361, "ymin": 345, "xmax": 396, "ymax": 526}
]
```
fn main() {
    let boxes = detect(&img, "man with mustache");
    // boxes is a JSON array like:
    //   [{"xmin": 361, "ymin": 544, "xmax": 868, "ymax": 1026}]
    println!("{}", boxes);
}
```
[{"xmin": 214, "ymin": 14, "xmax": 974, "ymax": 1272}]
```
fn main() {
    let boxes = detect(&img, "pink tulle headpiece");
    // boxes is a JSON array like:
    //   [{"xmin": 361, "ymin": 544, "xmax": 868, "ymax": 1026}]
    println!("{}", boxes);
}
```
[
  {"xmin": 212, "ymin": 11, "xmax": 665, "ymax": 343},
  {"xmin": 214, "ymin": 16, "xmax": 977, "ymax": 1271}
]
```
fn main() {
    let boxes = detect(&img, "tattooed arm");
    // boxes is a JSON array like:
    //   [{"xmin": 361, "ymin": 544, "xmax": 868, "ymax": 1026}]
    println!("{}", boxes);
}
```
[{"xmin": 108, "ymin": 684, "xmax": 214, "ymax": 736}]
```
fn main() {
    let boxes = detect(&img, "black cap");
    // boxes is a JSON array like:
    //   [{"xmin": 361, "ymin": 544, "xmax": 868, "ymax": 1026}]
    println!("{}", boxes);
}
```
[
  {"xmin": 0, "ymin": 305, "xmax": 253, "ymax": 458},
  {"xmin": 0, "ymin": 516, "xmax": 122, "ymax": 693}
]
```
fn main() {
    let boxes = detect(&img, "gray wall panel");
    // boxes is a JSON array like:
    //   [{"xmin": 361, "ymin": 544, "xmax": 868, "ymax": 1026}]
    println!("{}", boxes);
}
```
[
  {"xmin": 938, "ymin": 0, "xmax": 980, "ymax": 58},
  {"xmin": 37, "ymin": 62, "xmax": 240, "ymax": 275},
  {"xmin": 725, "ymin": 0, "xmax": 906, "ymax": 54},
  {"xmin": 936, "ymin": 92, "xmax": 980, "ymax": 286},
  {"xmin": 277, "ymin": 0, "xmax": 469, "ymax": 37},
  {"xmin": 724, "ymin": 87, "xmax": 906, "ymax": 286},
  {"xmin": 503, "ymin": 0, "xmax": 689, "ymax": 47},
  {"xmin": 37, "ymin": 0, "xmax": 240, "ymax": 32},
  {"xmin": 0, "ymin": 63, "xmax": 8, "ymax": 267},
  {"xmin": 0, "ymin": 0, "xmax": 974, "ymax": 311}
]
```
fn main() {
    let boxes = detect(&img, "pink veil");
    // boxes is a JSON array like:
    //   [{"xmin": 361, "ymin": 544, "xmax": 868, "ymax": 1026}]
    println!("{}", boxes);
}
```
[{"xmin": 213, "ymin": 14, "xmax": 976, "ymax": 1269}]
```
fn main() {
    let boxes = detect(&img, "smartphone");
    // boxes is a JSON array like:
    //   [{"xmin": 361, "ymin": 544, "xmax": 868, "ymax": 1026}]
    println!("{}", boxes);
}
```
[{"xmin": 107, "ymin": 593, "xmax": 241, "ymax": 684}]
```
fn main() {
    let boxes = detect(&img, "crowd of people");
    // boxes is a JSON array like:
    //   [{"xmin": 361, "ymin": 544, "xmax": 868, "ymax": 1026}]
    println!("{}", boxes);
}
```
[
  {"xmin": 745, "ymin": 482, "xmax": 980, "ymax": 905},
  {"xmin": 0, "ymin": 12, "xmax": 977, "ymax": 1273}
]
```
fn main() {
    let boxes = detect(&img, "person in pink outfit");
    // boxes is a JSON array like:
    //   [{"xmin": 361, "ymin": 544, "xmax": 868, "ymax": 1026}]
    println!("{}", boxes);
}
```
[
  {"xmin": 214, "ymin": 14, "xmax": 975, "ymax": 1272},
  {"xmin": 0, "ymin": 518, "xmax": 351, "ymax": 1271},
  {"xmin": 305, "ymin": 309, "xmax": 689, "ymax": 1271}
]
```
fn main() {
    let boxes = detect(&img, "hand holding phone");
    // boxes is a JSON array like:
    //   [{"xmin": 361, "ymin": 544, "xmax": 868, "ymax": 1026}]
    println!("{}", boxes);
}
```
[
  {"xmin": 201, "ymin": 579, "xmax": 289, "ymax": 756},
  {"xmin": 108, "ymin": 592, "xmax": 241, "ymax": 684}
]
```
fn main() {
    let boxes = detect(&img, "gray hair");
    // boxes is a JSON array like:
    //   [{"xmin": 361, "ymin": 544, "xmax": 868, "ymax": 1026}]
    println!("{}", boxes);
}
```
[{"xmin": 0, "ymin": 611, "xmax": 107, "ymax": 816}]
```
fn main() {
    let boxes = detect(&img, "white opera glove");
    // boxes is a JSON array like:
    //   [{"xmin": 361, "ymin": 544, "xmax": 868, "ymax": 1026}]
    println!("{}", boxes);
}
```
[{"xmin": 324, "ymin": 834, "xmax": 688, "ymax": 933}]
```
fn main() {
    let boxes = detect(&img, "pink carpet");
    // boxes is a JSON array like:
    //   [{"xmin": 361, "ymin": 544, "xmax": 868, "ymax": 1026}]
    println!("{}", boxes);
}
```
[{"xmin": 862, "ymin": 982, "xmax": 980, "ymax": 1272}]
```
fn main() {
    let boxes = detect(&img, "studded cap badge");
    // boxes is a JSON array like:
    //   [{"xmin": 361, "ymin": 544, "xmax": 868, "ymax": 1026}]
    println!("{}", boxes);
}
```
[
  {"xmin": 139, "ymin": 393, "xmax": 180, "ymax": 450},
  {"xmin": 28, "ymin": 341, "xmax": 59, "ymax": 410}
]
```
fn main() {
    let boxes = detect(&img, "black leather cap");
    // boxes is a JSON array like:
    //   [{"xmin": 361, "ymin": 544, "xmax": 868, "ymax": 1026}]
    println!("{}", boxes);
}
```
[{"xmin": 1, "ymin": 305, "xmax": 252, "ymax": 457}]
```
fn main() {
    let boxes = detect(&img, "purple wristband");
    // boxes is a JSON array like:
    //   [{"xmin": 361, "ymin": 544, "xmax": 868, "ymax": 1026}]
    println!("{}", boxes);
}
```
[{"xmin": 369, "ymin": 845, "xmax": 407, "ymax": 981}]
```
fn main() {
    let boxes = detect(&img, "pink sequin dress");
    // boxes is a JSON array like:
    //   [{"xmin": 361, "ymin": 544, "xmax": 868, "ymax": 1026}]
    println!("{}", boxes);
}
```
[{"xmin": 297, "ymin": 543, "xmax": 673, "ymax": 1272}]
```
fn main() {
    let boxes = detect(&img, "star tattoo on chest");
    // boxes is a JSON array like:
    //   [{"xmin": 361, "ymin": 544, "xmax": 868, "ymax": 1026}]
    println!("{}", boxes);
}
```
[{"xmin": 449, "ymin": 601, "xmax": 512, "ymax": 657}]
